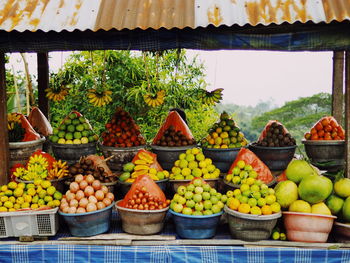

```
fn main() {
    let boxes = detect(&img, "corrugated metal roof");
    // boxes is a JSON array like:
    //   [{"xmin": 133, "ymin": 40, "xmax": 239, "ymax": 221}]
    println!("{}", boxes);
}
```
[{"xmin": 0, "ymin": 0, "xmax": 349, "ymax": 32}]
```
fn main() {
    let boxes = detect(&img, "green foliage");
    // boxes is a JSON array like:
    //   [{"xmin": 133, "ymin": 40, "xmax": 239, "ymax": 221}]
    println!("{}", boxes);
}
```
[{"xmin": 49, "ymin": 50, "xmax": 216, "ymax": 141}]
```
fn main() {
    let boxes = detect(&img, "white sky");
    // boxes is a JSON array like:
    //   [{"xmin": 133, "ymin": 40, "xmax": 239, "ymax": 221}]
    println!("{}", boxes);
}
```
[{"xmin": 8, "ymin": 50, "xmax": 333, "ymax": 107}]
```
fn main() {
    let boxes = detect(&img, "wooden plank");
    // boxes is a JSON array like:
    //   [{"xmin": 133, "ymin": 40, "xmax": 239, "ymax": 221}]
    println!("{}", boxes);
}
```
[
  {"xmin": 37, "ymin": 52, "xmax": 49, "ymax": 118},
  {"xmin": 345, "ymin": 51, "xmax": 350, "ymax": 178},
  {"xmin": 0, "ymin": 52, "xmax": 10, "ymax": 184},
  {"xmin": 332, "ymin": 51, "xmax": 345, "ymax": 125}
]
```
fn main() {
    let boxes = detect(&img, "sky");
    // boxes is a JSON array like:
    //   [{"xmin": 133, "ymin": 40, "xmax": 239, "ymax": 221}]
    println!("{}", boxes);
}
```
[{"xmin": 8, "ymin": 50, "xmax": 333, "ymax": 107}]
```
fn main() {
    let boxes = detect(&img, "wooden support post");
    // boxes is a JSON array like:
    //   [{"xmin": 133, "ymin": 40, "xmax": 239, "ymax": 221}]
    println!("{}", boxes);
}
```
[
  {"xmin": 0, "ymin": 53, "xmax": 10, "ymax": 184},
  {"xmin": 345, "ymin": 51, "xmax": 350, "ymax": 178},
  {"xmin": 37, "ymin": 52, "xmax": 49, "ymax": 118},
  {"xmin": 332, "ymin": 51, "xmax": 344, "ymax": 125}
]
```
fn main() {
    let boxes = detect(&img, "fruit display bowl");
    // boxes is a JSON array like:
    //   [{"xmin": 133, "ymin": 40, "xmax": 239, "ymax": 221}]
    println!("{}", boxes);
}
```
[
  {"xmin": 248, "ymin": 143, "xmax": 297, "ymax": 171},
  {"xmin": 50, "ymin": 142, "xmax": 97, "ymax": 165},
  {"xmin": 224, "ymin": 205, "xmax": 281, "ymax": 241},
  {"xmin": 282, "ymin": 211, "xmax": 336, "ymax": 243},
  {"xmin": 15, "ymin": 177, "xmax": 67, "ymax": 193},
  {"xmin": 98, "ymin": 143, "xmax": 145, "ymax": 173},
  {"xmin": 333, "ymin": 221, "xmax": 350, "ymax": 242},
  {"xmin": 202, "ymin": 147, "xmax": 242, "ymax": 173},
  {"xmin": 9, "ymin": 136, "xmax": 46, "ymax": 167},
  {"xmin": 115, "ymin": 200, "xmax": 169, "ymax": 235},
  {"xmin": 150, "ymin": 145, "xmax": 196, "ymax": 170},
  {"xmin": 58, "ymin": 202, "xmax": 114, "ymax": 237},
  {"xmin": 169, "ymin": 209, "xmax": 223, "ymax": 239},
  {"xmin": 302, "ymin": 139, "xmax": 345, "ymax": 171},
  {"xmin": 117, "ymin": 179, "xmax": 168, "ymax": 199},
  {"xmin": 168, "ymin": 178, "xmax": 219, "ymax": 194}
]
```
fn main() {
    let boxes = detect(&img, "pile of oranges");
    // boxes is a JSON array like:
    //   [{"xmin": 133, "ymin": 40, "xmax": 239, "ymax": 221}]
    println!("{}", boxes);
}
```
[{"xmin": 304, "ymin": 116, "xmax": 344, "ymax": 141}]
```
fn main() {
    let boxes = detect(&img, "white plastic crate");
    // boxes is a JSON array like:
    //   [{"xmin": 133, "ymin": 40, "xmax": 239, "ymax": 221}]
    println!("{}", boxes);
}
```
[{"xmin": 0, "ymin": 207, "xmax": 59, "ymax": 238}]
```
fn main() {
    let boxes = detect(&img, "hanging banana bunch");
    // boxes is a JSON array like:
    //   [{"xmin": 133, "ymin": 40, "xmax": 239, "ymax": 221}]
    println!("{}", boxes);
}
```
[
  {"xmin": 144, "ymin": 90, "xmax": 165, "ymax": 107},
  {"xmin": 45, "ymin": 84, "xmax": 69, "ymax": 102},
  {"xmin": 201, "ymin": 88, "xmax": 224, "ymax": 105},
  {"xmin": 87, "ymin": 88, "xmax": 112, "ymax": 107},
  {"xmin": 7, "ymin": 113, "xmax": 21, "ymax": 130}
]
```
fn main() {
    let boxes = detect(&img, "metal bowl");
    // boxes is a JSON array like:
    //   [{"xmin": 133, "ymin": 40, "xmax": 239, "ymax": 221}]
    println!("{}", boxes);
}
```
[
  {"xmin": 248, "ymin": 143, "xmax": 297, "ymax": 171},
  {"xmin": 150, "ymin": 145, "xmax": 196, "ymax": 170},
  {"xmin": 115, "ymin": 200, "xmax": 169, "ymax": 235},
  {"xmin": 202, "ymin": 147, "xmax": 242, "ymax": 173},
  {"xmin": 302, "ymin": 139, "xmax": 345, "ymax": 171}
]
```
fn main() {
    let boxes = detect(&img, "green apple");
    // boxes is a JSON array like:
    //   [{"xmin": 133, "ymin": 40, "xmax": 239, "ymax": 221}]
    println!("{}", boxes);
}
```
[
  {"xmin": 203, "ymin": 200, "xmax": 212, "ymax": 210},
  {"xmin": 192, "ymin": 211, "xmax": 203, "ymax": 216},
  {"xmin": 220, "ymin": 195, "xmax": 228, "ymax": 203},
  {"xmin": 178, "ymin": 196, "xmax": 186, "ymax": 205},
  {"xmin": 193, "ymin": 194, "xmax": 202, "ymax": 203},
  {"xmin": 203, "ymin": 184, "xmax": 211, "ymax": 192},
  {"xmin": 186, "ymin": 200, "xmax": 195, "ymax": 208},
  {"xmin": 177, "ymin": 186, "xmax": 187, "ymax": 196},
  {"xmin": 193, "ymin": 178, "xmax": 203, "ymax": 187},
  {"xmin": 210, "ymin": 196, "xmax": 219, "ymax": 205},
  {"xmin": 184, "ymin": 191, "xmax": 194, "ymax": 200},
  {"xmin": 210, "ymin": 188, "xmax": 217, "ymax": 196},
  {"xmin": 203, "ymin": 210, "xmax": 213, "ymax": 216},
  {"xmin": 182, "ymin": 207, "xmax": 193, "ymax": 215},
  {"xmin": 195, "ymin": 202, "xmax": 204, "ymax": 211},
  {"xmin": 202, "ymin": 192, "xmax": 211, "ymax": 200},
  {"xmin": 195, "ymin": 186, "xmax": 203, "ymax": 194},
  {"xmin": 173, "ymin": 203, "xmax": 183, "ymax": 213},
  {"xmin": 186, "ymin": 184, "xmax": 195, "ymax": 192},
  {"xmin": 211, "ymin": 204, "xmax": 221, "ymax": 214}
]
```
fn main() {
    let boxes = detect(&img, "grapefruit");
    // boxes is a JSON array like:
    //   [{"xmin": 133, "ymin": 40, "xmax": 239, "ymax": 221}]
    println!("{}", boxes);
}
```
[
  {"xmin": 298, "ymin": 175, "xmax": 332, "ymax": 204},
  {"xmin": 311, "ymin": 202, "xmax": 332, "ymax": 215},
  {"xmin": 274, "ymin": 180, "xmax": 298, "ymax": 209},
  {"xmin": 334, "ymin": 178, "xmax": 350, "ymax": 198},
  {"xmin": 289, "ymin": 200, "xmax": 311, "ymax": 213},
  {"xmin": 285, "ymin": 160, "xmax": 318, "ymax": 184},
  {"xmin": 326, "ymin": 194, "xmax": 344, "ymax": 215}
]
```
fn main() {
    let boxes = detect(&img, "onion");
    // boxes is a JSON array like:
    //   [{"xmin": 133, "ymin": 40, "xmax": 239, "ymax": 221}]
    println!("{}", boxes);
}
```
[
  {"xmin": 101, "ymin": 185, "xmax": 109, "ymax": 194},
  {"xmin": 75, "ymin": 174, "xmax": 84, "ymax": 183},
  {"xmin": 66, "ymin": 190, "xmax": 71, "ymax": 196},
  {"xmin": 68, "ymin": 207, "xmax": 77, "ymax": 214},
  {"xmin": 79, "ymin": 198, "xmax": 89, "ymax": 208},
  {"xmin": 60, "ymin": 202, "xmax": 68, "ymax": 211},
  {"xmin": 70, "ymin": 182, "xmax": 79, "ymax": 193},
  {"xmin": 95, "ymin": 190, "xmax": 104, "ymax": 201},
  {"xmin": 86, "ymin": 174, "xmax": 95, "ymax": 184},
  {"xmin": 75, "ymin": 190, "xmax": 84, "ymax": 201},
  {"xmin": 88, "ymin": 195, "xmax": 98, "ymax": 204},
  {"xmin": 97, "ymin": 202, "xmax": 106, "ymax": 210},
  {"xmin": 61, "ymin": 197, "xmax": 68, "ymax": 204},
  {"xmin": 86, "ymin": 203, "xmax": 97, "ymax": 212},
  {"xmin": 79, "ymin": 180, "xmax": 88, "ymax": 190},
  {"xmin": 84, "ymin": 186, "xmax": 94, "ymax": 197},
  {"xmin": 66, "ymin": 192, "xmax": 76, "ymax": 202},
  {"xmin": 76, "ymin": 207, "xmax": 86, "ymax": 213},
  {"xmin": 63, "ymin": 206, "xmax": 70, "ymax": 213},
  {"xmin": 102, "ymin": 198, "xmax": 112, "ymax": 207},
  {"xmin": 92, "ymin": 180, "xmax": 101, "ymax": 191},
  {"xmin": 70, "ymin": 199, "xmax": 79, "ymax": 208}
]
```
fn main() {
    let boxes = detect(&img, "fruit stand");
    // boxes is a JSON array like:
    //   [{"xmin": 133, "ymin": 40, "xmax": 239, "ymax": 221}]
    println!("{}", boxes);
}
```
[{"xmin": 1, "ymin": 1, "xmax": 350, "ymax": 263}]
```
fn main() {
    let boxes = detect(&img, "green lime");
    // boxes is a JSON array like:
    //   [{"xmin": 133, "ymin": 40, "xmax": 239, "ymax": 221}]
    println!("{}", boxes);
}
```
[
  {"xmin": 50, "ymin": 135, "xmax": 59, "ymax": 143},
  {"xmin": 58, "ymin": 131, "xmax": 65, "ymax": 138},
  {"xmin": 64, "ymin": 119, "xmax": 72, "ymax": 125},
  {"xmin": 53, "ymin": 128, "xmax": 59, "ymax": 135},
  {"xmin": 88, "ymin": 136, "xmax": 95, "ymax": 142},
  {"xmin": 76, "ymin": 124, "xmax": 84, "ymax": 132},
  {"xmin": 59, "ymin": 124, "xmax": 66, "ymax": 131},
  {"xmin": 67, "ymin": 124, "xmax": 75, "ymax": 132},
  {"xmin": 65, "ymin": 132, "xmax": 73, "ymax": 140},
  {"xmin": 74, "ymin": 131, "xmax": 82, "ymax": 139},
  {"xmin": 82, "ymin": 130, "xmax": 89, "ymax": 137}
]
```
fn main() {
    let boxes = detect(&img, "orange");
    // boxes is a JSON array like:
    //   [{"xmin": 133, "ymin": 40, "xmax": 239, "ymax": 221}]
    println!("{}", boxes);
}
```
[
  {"xmin": 261, "ymin": 205, "xmax": 272, "ymax": 215},
  {"xmin": 238, "ymin": 203, "xmax": 250, "ymax": 214},
  {"xmin": 229, "ymin": 198, "xmax": 240, "ymax": 210},
  {"xmin": 211, "ymin": 132, "xmax": 219, "ymax": 139}
]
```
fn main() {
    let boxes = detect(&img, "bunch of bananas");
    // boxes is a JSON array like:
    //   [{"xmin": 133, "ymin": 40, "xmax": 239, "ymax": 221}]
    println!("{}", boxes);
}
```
[
  {"xmin": 201, "ymin": 88, "xmax": 223, "ymax": 105},
  {"xmin": 87, "ymin": 89, "xmax": 112, "ymax": 107},
  {"xmin": 28, "ymin": 154, "xmax": 49, "ymax": 170},
  {"xmin": 47, "ymin": 160, "xmax": 69, "ymax": 180},
  {"xmin": 7, "ymin": 113, "xmax": 21, "ymax": 130},
  {"xmin": 144, "ymin": 90, "xmax": 165, "ymax": 107},
  {"xmin": 45, "ymin": 86, "xmax": 69, "ymax": 102}
]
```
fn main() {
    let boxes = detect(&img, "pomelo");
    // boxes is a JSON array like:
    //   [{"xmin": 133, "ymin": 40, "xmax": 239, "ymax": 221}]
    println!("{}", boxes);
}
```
[
  {"xmin": 285, "ymin": 160, "xmax": 317, "ymax": 184},
  {"xmin": 311, "ymin": 202, "xmax": 331, "ymax": 215},
  {"xmin": 334, "ymin": 178, "xmax": 350, "ymax": 198},
  {"xmin": 274, "ymin": 180, "xmax": 298, "ymax": 209},
  {"xmin": 326, "ymin": 194, "xmax": 344, "ymax": 215},
  {"xmin": 298, "ymin": 175, "xmax": 332, "ymax": 204},
  {"xmin": 342, "ymin": 196, "xmax": 350, "ymax": 222},
  {"xmin": 289, "ymin": 200, "xmax": 311, "ymax": 213}
]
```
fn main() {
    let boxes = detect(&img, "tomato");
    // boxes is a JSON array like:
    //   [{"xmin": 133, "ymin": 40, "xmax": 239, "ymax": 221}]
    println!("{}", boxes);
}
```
[
  {"xmin": 311, "ymin": 134, "xmax": 319, "ymax": 140},
  {"xmin": 321, "ymin": 118, "xmax": 330, "ymax": 127},
  {"xmin": 317, "ymin": 130, "xmax": 325, "ymax": 137},
  {"xmin": 315, "ymin": 122, "xmax": 323, "ymax": 131},
  {"xmin": 325, "ymin": 125, "xmax": 332, "ymax": 132}
]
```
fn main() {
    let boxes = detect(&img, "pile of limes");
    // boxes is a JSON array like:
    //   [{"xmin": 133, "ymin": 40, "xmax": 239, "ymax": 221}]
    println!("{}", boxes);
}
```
[
  {"xmin": 169, "ymin": 148, "xmax": 220, "ymax": 180},
  {"xmin": 224, "ymin": 160, "xmax": 258, "ymax": 185},
  {"xmin": 50, "ymin": 112, "xmax": 98, "ymax": 145},
  {"xmin": 0, "ymin": 180, "xmax": 62, "ymax": 212},
  {"xmin": 201, "ymin": 112, "xmax": 248, "ymax": 149}
]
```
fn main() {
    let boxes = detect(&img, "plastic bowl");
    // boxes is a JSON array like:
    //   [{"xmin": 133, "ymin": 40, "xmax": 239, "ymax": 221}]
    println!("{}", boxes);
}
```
[
  {"xmin": 224, "ymin": 205, "xmax": 281, "ymax": 241},
  {"xmin": 302, "ymin": 139, "xmax": 345, "ymax": 171},
  {"xmin": 150, "ymin": 145, "xmax": 196, "ymax": 170},
  {"xmin": 283, "ymin": 211, "xmax": 336, "ymax": 243},
  {"xmin": 115, "ymin": 200, "xmax": 169, "ymax": 235},
  {"xmin": 58, "ymin": 202, "xmax": 114, "ymax": 237},
  {"xmin": 202, "ymin": 147, "xmax": 241, "ymax": 173},
  {"xmin": 248, "ymin": 143, "xmax": 297, "ymax": 171},
  {"xmin": 333, "ymin": 221, "xmax": 350, "ymax": 242},
  {"xmin": 169, "ymin": 209, "xmax": 223, "ymax": 239}
]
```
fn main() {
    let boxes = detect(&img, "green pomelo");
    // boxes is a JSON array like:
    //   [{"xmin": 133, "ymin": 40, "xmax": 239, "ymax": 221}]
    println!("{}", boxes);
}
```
[
  {"xmin": 286, "ymin": 160, "xmax": 317, "ymax": 184},
  {"xmin": 326, "ymin": 194, "xmax": 344, "ymax": 215},
  {"xmin": 342, "ymin": 196, "xmax": 350, "ymax": 222},
  {"xmin": 334, "ymin": 178, "xmax": 350, "ymax": 198},
  {"xmin": 298, "ymin": 175, "xmax": 333, "ymax": 204},
  {"xmin": 274, "ymin": 180, "xmax": 298, "ymax": 209}
]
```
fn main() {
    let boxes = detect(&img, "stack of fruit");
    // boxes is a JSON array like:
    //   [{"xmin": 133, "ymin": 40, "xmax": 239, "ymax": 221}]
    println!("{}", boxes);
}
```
[
  {"xmin": 101, "ymin": 107, "xmax": 146, "ymax": 147},
  {"xmin": 255, "ymin": 121, "xmax": 296, "ymax": 147},
  {"xmin": 60, "ymin": 174, "xmax": 115, "ymax": 214},
  {"xmin": 0, "ymin": 180, "xmax": 62, "ymax": 212},
  {"xmin": 13, "ymin": 151, "xmax": 69, "ymax": 181},
  {"xmin": 201, "ymin": 112, "xmax": 248, "ymax": 149},
  {"xmin": 68, "ymin": 157, "xmax": 115, "ymax": 183},
  {"xmin": 275, "ymin": 160, "xmax": 335, "ymax": 215},
  {"xmin": 169, "ymin": 148, "xmax": 220, "ymax": 180},
  {"xmin": 170, "ymin": 178, "xmax": 228, "ymax": 216},
  {"xmin": 120, "ymin": 150, "xmax": 169, "ymax": 183},
  {"xmin": 154, "ymin": 125, "xmax": 196, "ymax": 147},
  {"xmin": 304, "ymin": 116, "xmax": 345, "ymax": 141},
  {"xmin": 50, "ymin": 112, "xmax": 98, "ymax": 145},
  {"xmin": 226, "ymin": 174, "xmax": 281, "ymax": 216},
  {"xmin": 224, "ymin": 160, "xmax": 258, "ymax": 185}
]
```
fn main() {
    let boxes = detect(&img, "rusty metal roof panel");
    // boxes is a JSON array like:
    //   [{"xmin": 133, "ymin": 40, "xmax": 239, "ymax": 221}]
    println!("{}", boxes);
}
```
[{"xmin": 0, "ymin": 0, "xmax": 349, "ymax": 32}]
